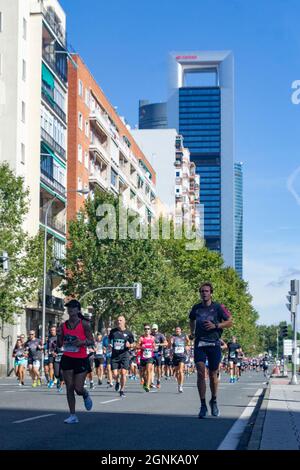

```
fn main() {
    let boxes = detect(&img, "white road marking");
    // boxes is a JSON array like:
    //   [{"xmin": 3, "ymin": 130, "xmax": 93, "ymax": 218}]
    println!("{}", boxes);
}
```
[
  {"xmin": 100, "ymin": 398, "xmax": 121, "ymax": 404},
  {"xmin": 217, "ymin": 388, "xmax": 263, "ymax": 450},
  {"xmin": 3, "ymin": 391, "xmax": 16, "ymax": 393},
  {"xmin": 13, "ymin": 414, "xmax": 56, "ymax": 424}
]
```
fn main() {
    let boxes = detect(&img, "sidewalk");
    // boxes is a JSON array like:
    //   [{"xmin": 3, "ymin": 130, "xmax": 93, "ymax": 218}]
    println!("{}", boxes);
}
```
[{"xmin": 256, "ymin": 376, "xmax": 300, "ymax": 450}]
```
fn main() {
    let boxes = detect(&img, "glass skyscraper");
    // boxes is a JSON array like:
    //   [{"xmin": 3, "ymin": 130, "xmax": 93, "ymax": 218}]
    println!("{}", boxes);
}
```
[
  {"xmin": 168, "ymin": 51, "xmax": 235, "ymax": 268},
  {"xmin": 178, "ymin": 87, "xmax": 221, "ymax": 250},
  {"xmin": 234, "ymin": 162, "xmax": 243, "ymax": 277}
]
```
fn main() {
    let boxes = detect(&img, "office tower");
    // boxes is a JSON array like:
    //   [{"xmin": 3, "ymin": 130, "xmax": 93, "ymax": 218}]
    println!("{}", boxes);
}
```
[
  {"xmin": 168, "ymin": 51, "xmax": 234, "ymax": 267},
  {"xmin": 139, "ymin": 100, "xmax": 167, "ymax": 129},
  {"xmin": 67, "ymin": 55, "xmax": 157, "ymax": 226},
  {"xmin": 234, "ymin": 162, "xmax": 243, "ymax": 277}
]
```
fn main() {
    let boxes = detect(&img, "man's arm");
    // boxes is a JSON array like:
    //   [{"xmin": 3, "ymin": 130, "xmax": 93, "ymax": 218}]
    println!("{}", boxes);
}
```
[
  {"xmin": 190, "ymin": 319, "xmax": 196, "ymax": 337},
  {"xmin": 56, "ymin": 324, "xmax": 64, "ymax": 348}
]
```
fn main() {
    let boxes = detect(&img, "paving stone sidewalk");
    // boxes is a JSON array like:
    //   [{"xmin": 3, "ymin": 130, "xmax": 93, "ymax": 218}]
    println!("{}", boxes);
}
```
[{"xmin": 259, "ymin": 377, "xmax": 300, "ymax": 450}]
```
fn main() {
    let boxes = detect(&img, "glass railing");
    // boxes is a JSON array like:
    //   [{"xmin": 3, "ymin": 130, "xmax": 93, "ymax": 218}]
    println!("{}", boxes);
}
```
[
  {"xmin": 40, "ymin": 208, "xmax": 66, "ymax": 234},
  {"xmin": 42, "ymin": 51, "xmax": 67, "ymax": 84},
  {"xmin": 41, "ymin": 5, "xmax": 66, "ymax": 47}
]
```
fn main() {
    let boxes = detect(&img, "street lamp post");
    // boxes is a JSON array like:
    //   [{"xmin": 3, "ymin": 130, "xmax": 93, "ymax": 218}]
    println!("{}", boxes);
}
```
[{"xmin": 41, "ymin": 188, "xmax": 89, "ymax": 376}]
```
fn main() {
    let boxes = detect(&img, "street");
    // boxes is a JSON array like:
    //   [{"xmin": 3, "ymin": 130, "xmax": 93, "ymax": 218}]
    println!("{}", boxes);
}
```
[{"xmin": 0, "ymin": 372, "xmax": 266, "ymax": 450}]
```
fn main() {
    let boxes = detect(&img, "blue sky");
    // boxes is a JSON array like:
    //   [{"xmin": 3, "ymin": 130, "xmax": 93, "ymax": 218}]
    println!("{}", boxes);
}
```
[{"xmin": 60, "ymin": 0, "xmax": 300, "ymax": 326}]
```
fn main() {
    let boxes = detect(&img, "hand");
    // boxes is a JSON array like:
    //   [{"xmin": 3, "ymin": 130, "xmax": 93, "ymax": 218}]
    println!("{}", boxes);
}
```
[
  {"xmin": 203, "ymin": 321, "xmax": 217, "ymax": 331},
  {"xmin": 125, "ymin": 341, "xmax": 131, "ymax": 349},
  {"xmin": 72, "ymin": 339, "xmax": 85, "ymax": 347}
]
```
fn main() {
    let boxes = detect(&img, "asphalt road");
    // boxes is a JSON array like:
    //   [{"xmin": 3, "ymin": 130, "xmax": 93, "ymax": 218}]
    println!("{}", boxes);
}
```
[{"xmin": 0, "ymin": 371, "xmax": 266, "ymax": 450}]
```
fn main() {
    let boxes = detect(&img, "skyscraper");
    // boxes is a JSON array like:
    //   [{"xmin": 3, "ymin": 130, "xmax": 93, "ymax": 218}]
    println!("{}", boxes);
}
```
[
  {"xmin": 234, "ymin": 162, "xmax": 243, "ymax": 277},
  {"xmin": 139, "ymin": 100, "xmax": 167, "ymax": 129},
  {"xmin": 168, "ymin": 51, "xmax": 234, "ymax": 268}
]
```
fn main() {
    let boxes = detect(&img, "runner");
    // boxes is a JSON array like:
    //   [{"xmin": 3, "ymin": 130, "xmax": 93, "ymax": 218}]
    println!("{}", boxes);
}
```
[
  {"xmin": 151, "ymin": 324, "xmax": 167, "ymax": 389},
  {"xmin": 57, "ymin": 299, "xmax": 94, "ymax": 424},
  {"xmin": 189, "ymin": 282, "xmax": 233, "ymax": 418},
  {"xmin": 138, "ymin": 324, "xmax": 156, "ymax": 392},
  {"xmin": 129, "ymin": 347, "xmax": 138, "ymax": 381},
  {"xmin": 170, "ymin": 326, "xmax": 190, "ymax": 393},
  {"xmin": 218, "ymin": 339, "xmax": 227, "ymax": 381},
  {"xmin": 262, "ymin": 354, "xmax": 270, "ymax": 379},
  {"xmin": 47, "ymin": 326, "xmax": 57, "ymax": 388},
  {"xmin": 227, "ymin": 337, "xmax": 242, "ymax": 383},
  {"xmin": 12, "ymin": 338, "xmax": 27, "ymax": 386},
  {"xmin": 94, "ymin": 332, "xmax": 104, "ymax": 386},
  {"xmin": 163, "ymin": 338, "xmax": 172, "ymax": 380},
  {"xmin": 24, "ymin": 330, "xmax": 43, "ymax": 387},
  {"xmin": 53, "ymin": 344, "xmax": 64, "ymax": 392},
  {"xmin": 103, "ymin": 327, "xmax": 113, "ymax": 387},
  {"xmin": 109, "ymin": 316, "xmax": 135, "ymax": 398}
]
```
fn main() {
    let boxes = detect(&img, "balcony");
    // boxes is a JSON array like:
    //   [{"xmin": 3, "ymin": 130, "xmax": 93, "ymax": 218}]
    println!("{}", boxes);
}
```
[
  {"xmin": 119, "ymin": 139, "xmax": 131, "ymax": 160},
  {"xmin": 40, "ymin": 168, "xmax": 66, "ymax": 196},
  {"xmin": 89, "ymin": 171, "xmax": 108, "ymax": 191},
  {"xmin": 41, "ymin": 127, "xmax": 66, "ymax": 161},
  {"xmin": 42, "ymin": 51, "xmax": 67, "ymax": 85},
  {"xmin": 40, "ymin": 208, "xmax": 66, "ymax": 235},
  {"xmin": 41, "ymin": 5, "xmax": 66, "ymax": 48},
  {"xmin": 90, "ymin": 109, "xmax": 111, "ymax": 136},
  {"xmin": 42, "ymin": 86, "xmax": 66, "ymax": 123},
  {"xmin": 38, "ymin": 293, "xmax": 65, "ymax": 312}
]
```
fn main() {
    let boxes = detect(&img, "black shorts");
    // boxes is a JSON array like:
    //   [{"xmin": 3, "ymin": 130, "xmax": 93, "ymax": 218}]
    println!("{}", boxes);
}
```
[
  {"xmin": 153, "ymin": 355, "xmax": 162, "ymax": 367},
  {"xmin": 164, "ymin": 357, "xmax": 171, "ymax": 366},
  {"xmin": 228, "ymin": 358, "xmax": 238, "ymax": 365},
  {"xmin": 111, "ymin": 355, "xmax": 130, "ymax": 371},
  {"xmin": 194, "ymin": 343, "xmax": 222, "ymax": 372},
  {"xmin": 94, "ymin": 357, "xmax": 104, "ymax": 368},
  {"xmin": 60, "ymin": 355, "xmax": 91, "ymax": 375},
  {"xmin": 140, "ymin": 358, "xmax": 154, "ymax": 368},
  {"xmin": 48, "ymin": 356, "xmax": 55, "ymax": 364},
  {"xmin": 173, "ymin": 355, "xmax": 186, "ymax": 367}
]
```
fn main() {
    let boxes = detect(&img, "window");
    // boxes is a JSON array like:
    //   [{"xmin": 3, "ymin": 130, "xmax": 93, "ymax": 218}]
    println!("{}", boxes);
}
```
[
  {"xmin": 111, "ymin": 169, "xmax": 117, "ymax": 187},
  {"xmin": 85, "ymin": 120, "xmax": 89, "ymax": 137},
  {"xmin": 22, "ymin": 18, "xmax": 27, "ymax": 40},
  {"xmin": 78, "ymin": 112, "xmax": 83, "ymax": 130},
  {"xmin": 22, "ymin": 59, "xmax": 26, "ymax": 81},
  {"xmin": 21, "ymin": 101, "xmax": 25, "ymax": 122},
  {"xmin": 84, "ymin": 151, "xmax": 89, "ymax": 169},
  {"xmin": 78, "ymin": 79, "xmax": 83, "ymax": 97},
  {"xmin": 78, "ymin": 144, "xmax": 82, "ymax": 163},
  {"xmin": 21, "ymin": 143, "xmax": 25, "ymax": 164},
  {"xmin": 85, "ymin": 89, "xmax": 90, "ymax": 107}
]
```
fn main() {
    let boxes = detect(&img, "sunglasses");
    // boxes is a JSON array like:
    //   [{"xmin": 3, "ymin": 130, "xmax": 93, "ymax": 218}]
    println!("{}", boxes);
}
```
[{"xmin": 144, "ymin": 327, "xmax": 150, "ymax": 330}]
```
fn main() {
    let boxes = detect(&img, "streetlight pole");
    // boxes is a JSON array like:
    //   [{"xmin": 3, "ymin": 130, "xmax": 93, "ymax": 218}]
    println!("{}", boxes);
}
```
[{"xmin": 41, "ymin": 188, "xmax": 89, "ymax": 377}]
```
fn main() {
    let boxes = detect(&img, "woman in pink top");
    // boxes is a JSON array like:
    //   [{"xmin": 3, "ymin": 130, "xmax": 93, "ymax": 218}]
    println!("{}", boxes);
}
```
[
  {"xmin": 57, "ymin": 299, "xmax": 95, "ymax": 424},
  {"xmin": 138, "ymin": 324, "xmax": 155, "ymax": 392}
]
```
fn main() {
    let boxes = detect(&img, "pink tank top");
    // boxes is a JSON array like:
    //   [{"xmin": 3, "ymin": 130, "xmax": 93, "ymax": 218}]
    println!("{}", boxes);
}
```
[
  {"xmin": 140, "ymin": 336, "xmax": 155, "ymax": 360},
  {"xmin": 62, "ymin": 320, "xmax": 87, "ymax": 358}
]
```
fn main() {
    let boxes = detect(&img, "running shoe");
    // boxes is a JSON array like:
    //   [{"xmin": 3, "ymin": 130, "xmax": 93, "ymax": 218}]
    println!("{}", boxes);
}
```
[
  {"xmin": 48, "ymin": 380, "xmax": 54, "ymax": 389},
  {"xmin": 178, "ymin": 385, "xmax": 183, "ymax": 393},
  {"xmin": 198, "ymin": 403, "xmax": 208, "ymax": 419},
  {"xmin": 156, "ymin": 381, "xmax": 161, "ymax": 389},
  {"xmin": 209, "ymin": 399, "xmax": 220, "ymax": 417},
  {"xmin": 143, "ymin": 384, "xmax": 150, "ymax": 392},
  {"xmin": 83, "ymin": 393, "xmax": 93, "ymax": 411},
  {"xmin": 150, "ymin": 383, "xmax": 156, "ymax": 389},
  {"xmin": 37, "ymin": 379, "xmax": 42, "ymax": 386},
  {"xmin": 57, "ymin": 386, "xmax": 63, "ymax": 393},
  {"xmin": 90, "ymin": 383, "xmax": 95, "ymax": 390},
  {"xmin": 98, "ymin": 379, "xmax": 102, "ymax": 386},
  {"xmin": 32, "ymin": 381, "xmax": 37, "ymax": 388},
  {"xmin": 115, "ymin": 382, "xmax": 120, "ymax": 392},
  {"xmin": 64, "ymin": 415, "xmax": 79, "ymax": 424},
  {"xmin": 119, "ymin": 390, "xmax": 126, "ymax": 398}
]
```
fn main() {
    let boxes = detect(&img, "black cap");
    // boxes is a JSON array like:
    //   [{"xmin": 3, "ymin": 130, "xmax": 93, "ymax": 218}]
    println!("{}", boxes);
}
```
[{"xmin": 65, "ymin": 299, "xmax": 81, "ymax": 310}]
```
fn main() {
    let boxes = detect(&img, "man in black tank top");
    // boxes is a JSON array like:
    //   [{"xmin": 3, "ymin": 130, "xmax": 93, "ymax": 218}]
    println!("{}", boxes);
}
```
[{"xmin": 170, "ymin": 326, "xmax": 190, "ymax": 393}]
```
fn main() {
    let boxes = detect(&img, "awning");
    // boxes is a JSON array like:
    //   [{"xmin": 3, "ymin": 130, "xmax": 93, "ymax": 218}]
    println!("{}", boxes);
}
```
[
  {"xmin": 41, "ymin": 142, "xmax": 66, "ymax": 169},
  {"xmin": 42, "ymin": 63, "xmax": 54, "ymax": 90}
]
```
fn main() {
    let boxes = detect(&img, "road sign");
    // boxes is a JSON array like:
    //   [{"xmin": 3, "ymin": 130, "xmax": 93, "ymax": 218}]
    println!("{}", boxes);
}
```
[{"xmin": 284, "ymin": 339, "xmax": 293, "ymax": 356}]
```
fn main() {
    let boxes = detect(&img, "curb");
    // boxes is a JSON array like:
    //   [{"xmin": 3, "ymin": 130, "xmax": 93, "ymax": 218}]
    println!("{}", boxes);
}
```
[{"xmin": 236, "ymin": 383, "xmax": 269, "ymax": 450}]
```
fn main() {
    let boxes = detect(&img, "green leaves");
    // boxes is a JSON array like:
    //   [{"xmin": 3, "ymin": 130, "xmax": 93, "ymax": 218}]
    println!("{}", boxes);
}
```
[{"xmin": 64, "ymin": 189, "xmax": 260, "ymax": 350}]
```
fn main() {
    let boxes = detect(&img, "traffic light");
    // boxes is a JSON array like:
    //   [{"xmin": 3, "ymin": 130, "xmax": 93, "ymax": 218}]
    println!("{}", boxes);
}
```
[
  {"xmin": 133, "ymin": 282, "xmax": 142, "ymax": 300},
  {"xmin": 286, "ymin": 293, "xmax": 297, "ymax": 313},
  {"xmin": 280, "ymin": 325, "xmax": 288, "ymax": 338}
]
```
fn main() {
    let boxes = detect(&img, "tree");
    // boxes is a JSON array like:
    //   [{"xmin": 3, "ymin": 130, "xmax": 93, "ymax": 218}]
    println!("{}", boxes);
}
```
[{"xmin": 0, "ymin": 163, "xmax": 52, "ymax": 323}]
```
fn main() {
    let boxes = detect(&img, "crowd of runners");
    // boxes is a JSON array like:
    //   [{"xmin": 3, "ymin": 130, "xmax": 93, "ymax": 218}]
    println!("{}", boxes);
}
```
[{"xmin": 11, "ymin": 282, "xmax": 272, "ymax": 423}]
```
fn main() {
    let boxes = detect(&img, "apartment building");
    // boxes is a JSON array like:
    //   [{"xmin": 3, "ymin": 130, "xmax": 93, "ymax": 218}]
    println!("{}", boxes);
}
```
[{"xmin": 67, "ymin": 54, "xmax": 157, "ymax": 225}]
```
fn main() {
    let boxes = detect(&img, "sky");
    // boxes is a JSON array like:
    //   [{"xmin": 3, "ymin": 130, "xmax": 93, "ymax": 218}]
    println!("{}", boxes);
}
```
[{"xmin": 60, "ymin": 0, "xmax": 300, "ymax": 326}]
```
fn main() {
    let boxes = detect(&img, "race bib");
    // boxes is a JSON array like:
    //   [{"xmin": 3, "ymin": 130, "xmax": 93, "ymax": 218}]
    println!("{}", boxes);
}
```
[
  {"xmin": 96, "ymin": 346, "xmax": 103, "ymax": 355},
  {"xmin": 114, "ymin": 340, "xmax": 125, "ymax": 351},
  {"xmin": 63, "ymin": 343, "xmax": 80, "ymax": 353},
  {"xmin": 198, "ymin": 341, "xmax": 215, "ymax": 347},
  {"xmin": 230, "ymin": 351, "xmax": 236, "ymax": 358},
  {"xmin": 175, "ymin": 346, "xmax": 185, "ymax": 354},
  {"xmin": 143, "ymin": 348, "xmax": 152, "ymax": 359},
  {"xmin": 55, "ymin": 354, "xmax": 62, "ymax": 363}
]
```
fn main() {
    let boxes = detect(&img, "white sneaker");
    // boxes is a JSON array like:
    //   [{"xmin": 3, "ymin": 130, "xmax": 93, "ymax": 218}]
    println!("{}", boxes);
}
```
[
  {"xmin": 178, "ymin": 385, "xmax": 183, "ymax": 393},
  {"xmin": 64, "ymin": 415, "xmax": 79, "ymax": 424}
]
